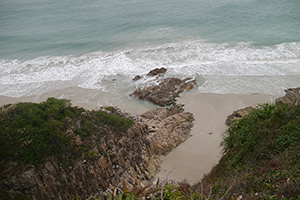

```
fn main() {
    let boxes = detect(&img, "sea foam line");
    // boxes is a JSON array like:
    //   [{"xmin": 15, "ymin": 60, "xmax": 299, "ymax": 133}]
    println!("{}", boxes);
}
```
[{"xmin": 0, "ymin": 41, "xmax": 300, "ymax": 96}]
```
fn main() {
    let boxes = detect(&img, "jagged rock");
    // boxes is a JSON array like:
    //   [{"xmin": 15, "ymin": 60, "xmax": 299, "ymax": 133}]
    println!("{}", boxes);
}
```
[
  {"xmin": 133, "ymin": 75, "xmax": 142, "ymax": 81},
  {"xmin": 226, "ymin": 106, "xmax": 254, "ymax": 126},
  {"xmin": 132, "ymin": 68, "xmax": 167, "ymax": 82},
  {"xmin": 146, "ymin": 67, "xmax": 167, "ymax": 76},
  {"xmin": 179, "ymin": 78, "xmax": 197, "ymax": 92},
  {"xmin": 275, "ymin": 87, "xmax": 300, "ymax": 106},
  {"xmin": 130, "ymin": 78, "xmax": 197, "ymax": 106},
  {"xmin": 1, "ymin": 106, "xmax": 193, "ymax": 200},
  {"xmin": 226, "ymin": 87, "xmax": 300, "ymax": 127}
]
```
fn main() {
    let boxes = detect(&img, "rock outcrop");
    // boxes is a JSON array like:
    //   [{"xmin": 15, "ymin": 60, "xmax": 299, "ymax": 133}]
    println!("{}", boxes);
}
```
[
  {"xmin": 133, "ymin": 75, "xmax": 142, "ymax": 81},
  {"xmin": 226, "ymin": 87, "xmax": 300, "ymax": 126},
  {"xmin": 131, "ymin": 78, "xmax": 197, "ymax": 106},
  {"xmin": 1, "ymin": 106, "xmax": 194, "ymax": 200},
  {"xmin": 225, "ymin": 106, "xmax": 254, "ymax": 126},
  {"xmin": 133, "ymin": 68, "xmax": 167, "ymax": 81},
  {"xmin": 146, "ymin": 67, "xmax": 167, "ymax": 76},
  {"xmin": 275, "ymin": 87, "xmax": 300, "ymax": 106}
]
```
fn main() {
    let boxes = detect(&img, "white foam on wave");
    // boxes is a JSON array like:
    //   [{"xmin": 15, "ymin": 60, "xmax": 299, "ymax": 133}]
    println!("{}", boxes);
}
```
[{"xmin": 1, "ymin": 40, "xmax": 300, "ymax": 97}]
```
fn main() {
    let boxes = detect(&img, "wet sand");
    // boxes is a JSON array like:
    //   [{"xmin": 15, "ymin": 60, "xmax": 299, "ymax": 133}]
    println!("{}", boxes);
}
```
[{"xmin": 154, "ymin": 90, "xmax": 279, "ymax": 184}]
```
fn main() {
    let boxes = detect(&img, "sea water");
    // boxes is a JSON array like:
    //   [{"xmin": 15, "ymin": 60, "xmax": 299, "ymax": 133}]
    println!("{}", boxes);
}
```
[{"xmin": 1, "ymin": 0, "xmax": 300, "ymax": 109}]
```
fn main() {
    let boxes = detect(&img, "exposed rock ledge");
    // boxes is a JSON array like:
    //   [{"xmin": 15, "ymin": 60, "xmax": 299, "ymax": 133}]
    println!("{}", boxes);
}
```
[
  {"xmin": 275, "ymin": 87, "xmax": 300, "ymax": 106},
  {"xmin": 225, "ymin": 106, "xmax": 254, "ymax": 126},
  {"xmin": 131, "ymin": 68, "xmax": 197, "ymax": 106},
  {"xmin": 226, "ymin": 87, "xmax": 300, "ymax": 126},
  {"xmin": 131, "ymin": 78, "xmax": 197, "ymax": 106},
  {"xmin": 1, "ymin": 106, "xmax": 194, "ymax": 200}
]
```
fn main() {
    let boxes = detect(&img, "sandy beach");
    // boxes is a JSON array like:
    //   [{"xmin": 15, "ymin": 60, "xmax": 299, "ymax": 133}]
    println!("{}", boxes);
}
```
[
  {"xmin": 0, "ymin": 89, "xmax": 280, "ymax": 185},
  {"xmin": 154, "ymin": 90, "xmax": 279, "ymax": 184}
]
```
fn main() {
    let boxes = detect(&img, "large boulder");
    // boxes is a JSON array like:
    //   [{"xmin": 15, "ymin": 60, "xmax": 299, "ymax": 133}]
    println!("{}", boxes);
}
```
[
  {"xmin": 226, "ymin": 106, "xmax": 254, "ymax": 126},
  {"xmin": 275, "ymin": 87, "xmax": 300, "ymax": 106},
  {"xmin": 131, "ymin": 78, "xmax": 197, "ymax": 106},
  {"xmin": 133, "ymin": 68, "xmax": 167, "ymax": 81},
  {"xmin": 146, "ymin": 67, "xmax": 167, "ymax": 76},
  {"xmin": 132, "ymin": 75, "xmax": 142, "ymax": 81}
]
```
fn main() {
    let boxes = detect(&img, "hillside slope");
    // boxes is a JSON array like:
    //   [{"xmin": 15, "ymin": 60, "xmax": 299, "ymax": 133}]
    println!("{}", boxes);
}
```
[{"xmin": 0, "ymin": 98, "xmax": 194, "ymax": 200}]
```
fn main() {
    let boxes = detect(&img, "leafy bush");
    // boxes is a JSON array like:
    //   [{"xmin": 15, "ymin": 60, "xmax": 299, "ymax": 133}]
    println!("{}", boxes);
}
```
[
  {"xmin": 0, "ymin": 98, "xmax": 74, "ymax": 166},
  {"xmin": 200, "ymin": 103, "xmax": 300, "ymax": 199},
  {"xmin": 0, "ymin": 98, "xmax": 134, "ymax": 169},
  {"xmin": 221, "ymin": 103, "xmax": 300, "ymax": 169}
]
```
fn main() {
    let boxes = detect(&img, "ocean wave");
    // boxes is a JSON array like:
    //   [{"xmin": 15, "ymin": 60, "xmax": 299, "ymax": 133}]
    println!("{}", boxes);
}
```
[{"xmin": 1, "ymin": 40, "xmax": 300, "ymax": 97}]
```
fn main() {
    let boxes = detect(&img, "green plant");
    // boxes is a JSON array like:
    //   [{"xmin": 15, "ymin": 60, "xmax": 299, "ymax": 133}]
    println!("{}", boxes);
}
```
[
  {"xmin": 0, "ymin": 98, "xmax": 135, "ymax": 169},
  {"xmin": 158, "ymin": 183, "xmax": 186, "ymax": 200},
  {"xmin": 197, "ymin": 103, "xmax": 300, "ymax": 199},
  {"xmin": 220, "ymin": 103, "xmax": 300, "ymax": 169},
  {"xmin": 86, "ymin": 150, "xmax": 97, "ymax": 159},
  {"xmin": 105, "ymin": 106, "xmax": 116, "ymax": 113}
]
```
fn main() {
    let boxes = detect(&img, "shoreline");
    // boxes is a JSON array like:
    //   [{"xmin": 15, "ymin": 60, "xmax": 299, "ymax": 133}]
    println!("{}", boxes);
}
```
[
  {"xmin": 0, "ymin": 86, "xmax": 158, "ymax": 115},
  {"xmin": 154, "ymin": 90, "xmax": 279, "ymax": 184}
]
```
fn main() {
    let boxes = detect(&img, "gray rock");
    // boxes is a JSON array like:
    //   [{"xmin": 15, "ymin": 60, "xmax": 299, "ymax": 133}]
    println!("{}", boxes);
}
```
[
  {"xmin": 146, "ymin": 67, "xmax": 167, "ymax": 76},
  {"xmin": 130, "ymin": 78, "xmax": 197, "ymax": 106},
  {"xmin": 276, "ymin": 87, "xmax": 300, "ymax": 106},
  {"xmin": 132, "ymin": 75, "xmax": 142, "ymax": 81},
  {"xmin": 226, "ymin": 106, "xmax": 254, "ymax": 126}
]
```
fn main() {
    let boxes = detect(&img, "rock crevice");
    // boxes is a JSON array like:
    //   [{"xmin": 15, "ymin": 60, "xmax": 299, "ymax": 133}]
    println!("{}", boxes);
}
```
[{"xmin": 1, "ymin": 106, "xmax": 194, "ymax": 200}]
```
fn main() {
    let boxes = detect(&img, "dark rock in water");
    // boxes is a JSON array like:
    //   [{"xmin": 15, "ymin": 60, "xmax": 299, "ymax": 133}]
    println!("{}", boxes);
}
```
[
  {"xmin": 133, "ymin": 68, "xmax": 167, "ymax": 81},
  {"xmin": 226, "ymin": 106, "xmax": 254, "ymax": 126},
  {"xmin": 275, "ymin": 87, "xmax": 300, "ymax": 106},
  {"xmin": 146, "ymin": 67, "xmax": 167, "ymax": 76},
  {"xmin": 133, "ymin": 75, "xmax": 142, "ymax": 81},
  {"xmin": 179, "ymin": 78, "xmax": 197, "ymax": 92},
  {"xmin": 130, "ymin": 78, "xmax": 197, "ymax": 106}
]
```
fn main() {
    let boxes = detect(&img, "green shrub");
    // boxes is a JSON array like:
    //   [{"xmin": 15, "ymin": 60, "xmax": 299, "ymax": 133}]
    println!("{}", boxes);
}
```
[
  {"xmin": 0, "ymin": 98, "xmax": 134, "ymax": 169},
  {"xmin": 93, "ymin": 110, "xmax": 134, "ymax": 131},
  {"xmin": 275, "ymin": 117, "xmax": 300, "ymax": 152},
  {"xmin": 158, "ymin": 184, "xmax": 186, "ymax": 200},
  {"xmin": 105, "ymin": 106, "xmax": 116, "ymax": 113},
  {"xmin": 221, "ymin": 103, "xmax": 300, "ymax": 169},
  {"xmin": 202, "ymin": 103, "xmax": 300, "ymax": 198},
  {"xmin": 86, "ymin": 150, "xmax": 97, "ymax": 159}
]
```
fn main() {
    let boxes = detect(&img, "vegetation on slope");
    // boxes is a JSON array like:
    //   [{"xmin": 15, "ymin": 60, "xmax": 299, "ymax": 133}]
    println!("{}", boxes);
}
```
[
  {"xmin": 196, "ymin": 103, "xmax": 300, "ymax": 199},
  {"xmin": 1, "ymin": 98, "xmax": 300, "ymax": 199},
  {"xmin": 102, "ymin": 103, "xmax": 300, "ymax": 200},
  {"xmin": 0, "ymin": 98, "xmax": 134, "ymax": 170}
]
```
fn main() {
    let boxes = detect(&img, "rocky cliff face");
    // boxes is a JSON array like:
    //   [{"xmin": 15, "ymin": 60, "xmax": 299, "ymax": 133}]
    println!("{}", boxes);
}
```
[
  {"xmin": 1, "ymin": 106, "xmax": 194, "ymax": 200},
  {"xmin": 275, "ymin": 87, "xmax": 300, "ymax": 106}
]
